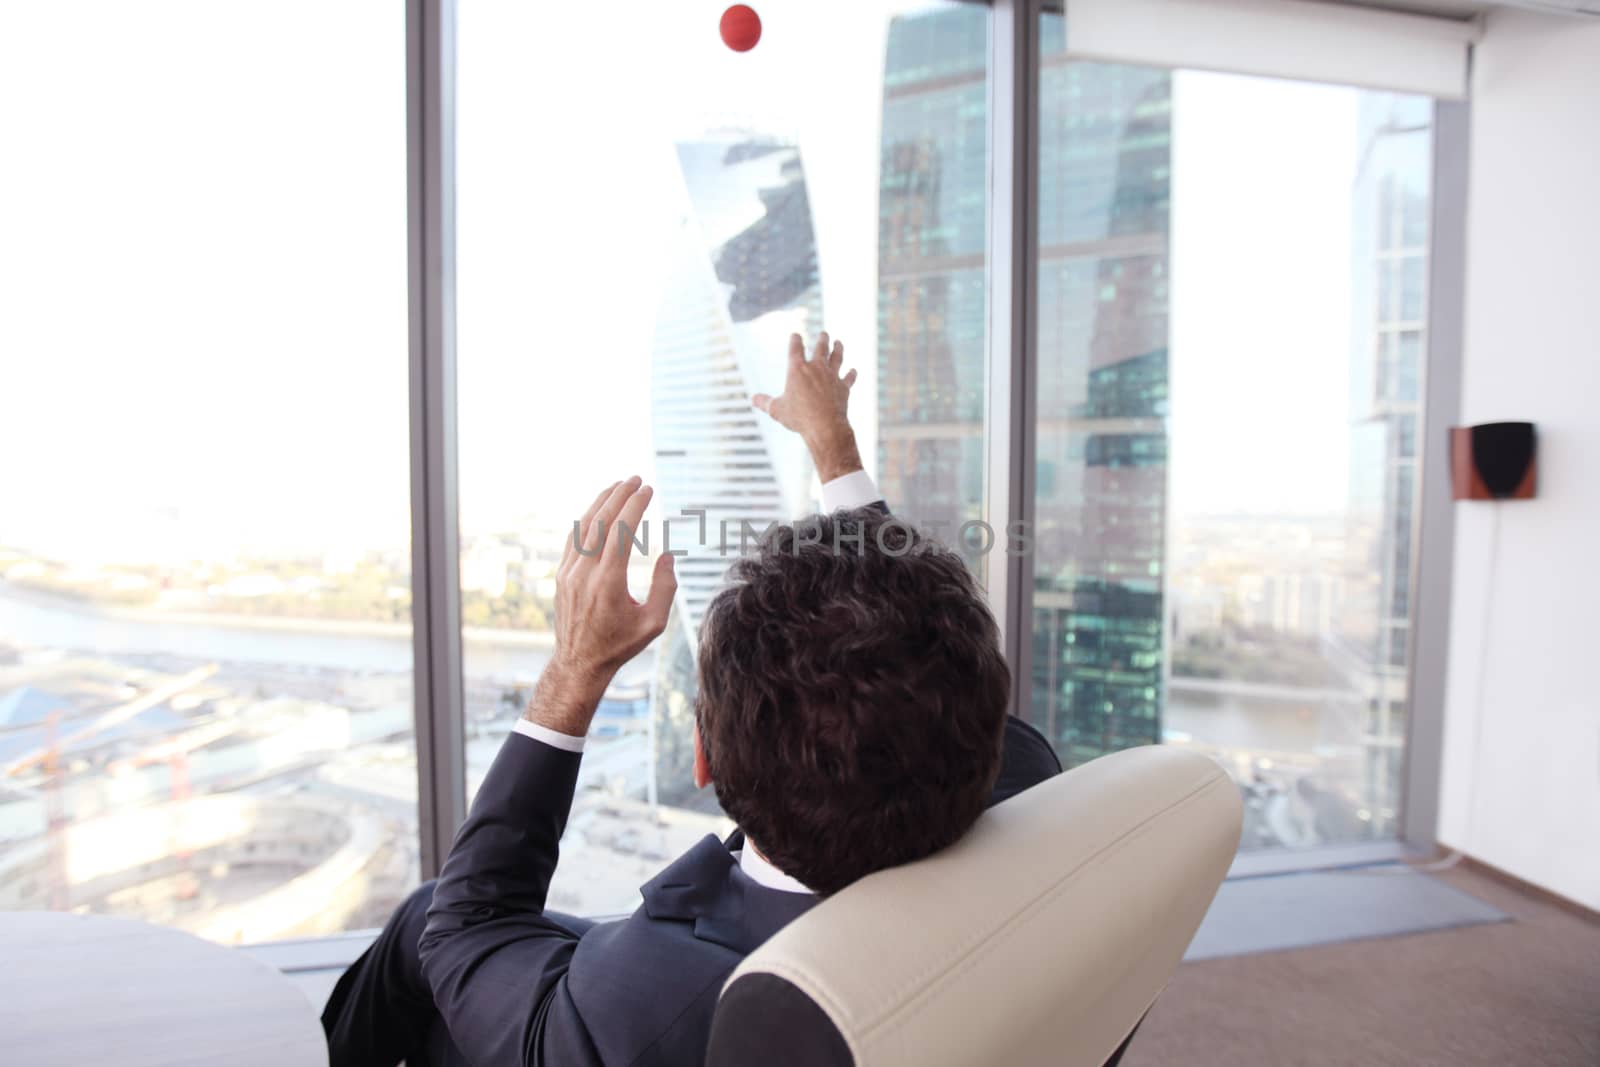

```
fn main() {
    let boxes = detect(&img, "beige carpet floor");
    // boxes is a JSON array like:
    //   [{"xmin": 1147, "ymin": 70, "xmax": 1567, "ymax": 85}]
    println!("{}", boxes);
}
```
[{"xmin": 1125, "ymin": 864, "xmax": 1600, "ymax": 1066}]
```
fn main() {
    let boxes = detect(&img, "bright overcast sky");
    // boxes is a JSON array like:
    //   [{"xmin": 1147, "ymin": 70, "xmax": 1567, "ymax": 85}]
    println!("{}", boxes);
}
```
[{"xmin": 0, "ymin": 0, "xmax": 1372, "ymax": 564}]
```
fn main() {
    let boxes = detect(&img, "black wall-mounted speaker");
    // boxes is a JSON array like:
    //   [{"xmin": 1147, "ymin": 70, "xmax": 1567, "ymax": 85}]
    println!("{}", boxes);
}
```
[{"xmin": 1450, "ymin": 422, "xmax": 1537, "ymax": 500}]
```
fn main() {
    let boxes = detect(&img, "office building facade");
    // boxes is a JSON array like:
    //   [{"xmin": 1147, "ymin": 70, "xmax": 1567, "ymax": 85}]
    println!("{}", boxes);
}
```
[{"xmin": 879, "ymin": 11, "xmax": 1173, "ymax": 766}]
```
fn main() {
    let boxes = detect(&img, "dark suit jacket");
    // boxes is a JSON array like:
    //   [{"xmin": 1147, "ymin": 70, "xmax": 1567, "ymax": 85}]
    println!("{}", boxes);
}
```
[{"xmin": 418, "ymin": 714, "xmax": 1060, "ymax": 1066}]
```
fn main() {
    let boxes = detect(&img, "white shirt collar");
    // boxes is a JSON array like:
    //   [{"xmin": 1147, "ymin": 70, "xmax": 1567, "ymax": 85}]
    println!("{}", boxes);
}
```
[{"xmin": 737, "ymin": 843, "xmax": 813, "ymax": 895}]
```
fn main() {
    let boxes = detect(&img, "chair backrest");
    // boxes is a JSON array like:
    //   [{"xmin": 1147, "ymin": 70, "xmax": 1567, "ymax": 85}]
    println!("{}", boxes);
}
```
[{"xmin": 706, "ymin": 744, "xmax": 1242, "ymax": 1067}]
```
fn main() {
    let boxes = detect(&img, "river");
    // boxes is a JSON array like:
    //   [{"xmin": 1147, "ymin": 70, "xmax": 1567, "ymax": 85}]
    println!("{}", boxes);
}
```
[{"xmin": 1, "ymin": 583, "xmax": 1364, "ymax": 762}]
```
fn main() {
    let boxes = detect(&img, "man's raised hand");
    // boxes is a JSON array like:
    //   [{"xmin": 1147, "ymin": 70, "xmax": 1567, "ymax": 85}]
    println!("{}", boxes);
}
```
[
  {"xmin": 751, "ymin": 332, "xmax": 863, "ymax": 482},
  {"xmin": 531, "ymin": 477, "xmax": 677, "ymax": 736}
]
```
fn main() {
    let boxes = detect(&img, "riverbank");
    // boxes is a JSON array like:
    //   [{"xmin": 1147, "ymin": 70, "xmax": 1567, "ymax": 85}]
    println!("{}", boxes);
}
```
[{"xmin": 0, "ymin": 580, "xmax": 556, "ymax": 650}]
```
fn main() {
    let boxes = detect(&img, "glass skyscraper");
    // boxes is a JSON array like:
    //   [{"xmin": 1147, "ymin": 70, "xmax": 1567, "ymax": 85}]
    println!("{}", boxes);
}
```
[
  {"xmin": 648, "ymin": 136, "xmax": 823, "ymax": 811},
  {"xmin": 878, "ymin": 10, "xmax": 1172, "ymax": 767},
  {"xmin": 877, "ymin": 8, "xmax": 989, "ymax": 568},
  {"xmin": 1335, "ymin": 95, "xmax": 1432, "ymax": 836},
  {"xmin": 1033, "ymin": 42, "xmax": 1171, "ymax": 767}
]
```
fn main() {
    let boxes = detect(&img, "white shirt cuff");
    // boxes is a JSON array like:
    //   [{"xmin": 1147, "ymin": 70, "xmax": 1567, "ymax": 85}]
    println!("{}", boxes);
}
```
[
  {"xmin": 820, "ymin": 469, "xmax": 882, "ymax": 513},
  {"xmin": 512, "ymin": 718, "xmax": 587, "ymax": 753}
]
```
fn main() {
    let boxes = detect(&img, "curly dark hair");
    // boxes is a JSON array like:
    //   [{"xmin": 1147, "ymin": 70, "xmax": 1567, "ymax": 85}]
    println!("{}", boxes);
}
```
[{"xmin": 696, "ymin": 509, "xmax": 1010, "ymax": 896}]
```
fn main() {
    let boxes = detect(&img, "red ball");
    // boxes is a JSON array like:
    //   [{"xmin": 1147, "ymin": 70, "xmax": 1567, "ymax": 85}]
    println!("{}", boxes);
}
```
[{"xmin": 720, "ymin": 4, "xmax": 761, "ymax": 53}]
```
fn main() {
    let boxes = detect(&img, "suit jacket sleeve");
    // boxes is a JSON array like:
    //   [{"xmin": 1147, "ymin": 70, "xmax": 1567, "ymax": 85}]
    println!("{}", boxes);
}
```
[{"xmin": 418, "ymin": 734, "xmax": 601, "ymax": 1066}]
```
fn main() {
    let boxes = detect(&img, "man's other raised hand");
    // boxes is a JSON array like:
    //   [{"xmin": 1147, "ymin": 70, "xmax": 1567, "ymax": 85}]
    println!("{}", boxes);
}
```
[{"xmin": 751, "ymin": 332, "xmax": 864, "ymax": 483}]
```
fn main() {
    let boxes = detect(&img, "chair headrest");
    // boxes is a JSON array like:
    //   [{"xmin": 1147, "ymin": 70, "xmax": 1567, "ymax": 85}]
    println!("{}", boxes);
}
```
[{"xmin": 709, "ymin": 745, "xmax": 1242, "ymax": 1067}]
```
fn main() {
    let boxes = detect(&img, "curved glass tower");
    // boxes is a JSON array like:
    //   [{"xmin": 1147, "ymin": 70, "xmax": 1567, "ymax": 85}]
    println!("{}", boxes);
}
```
[{"xmin": 648, "ymin": 135, "xmax": 823, "ymax": 810}]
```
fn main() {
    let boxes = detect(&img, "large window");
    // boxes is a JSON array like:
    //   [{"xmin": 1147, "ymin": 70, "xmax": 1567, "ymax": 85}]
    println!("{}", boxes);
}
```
[
  {"xmin": 2, "ymin": 1, "xmax": 1455, "ymax": 942},
  {"xmin": 455, "ymin": 0, "xmax": 988, "ymax": 915},
  {"xmin": 0, "ymin": 3, "xmax": 415, "ymax": 940},
  {"xmin": 1029, "ymin": 15, "xmax": 1433, "ymax": 849}
]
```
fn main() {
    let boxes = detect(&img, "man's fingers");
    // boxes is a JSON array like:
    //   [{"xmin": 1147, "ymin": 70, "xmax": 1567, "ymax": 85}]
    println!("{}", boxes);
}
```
[
  {"xmin": 843, "ymin": 368, "xmax": 858, "ymax": 389},
  {"xmin": 827, "ymin": 340, "xmax": 844, "ymax": 372},
  {"xmin": 642, "ymin": 552, "xmax": 678, "ymax": 630},
  {"xmin": 584, "ymin": 480, "xmax": 618, "ymax": 522},
  {"xmin": 787, "ymin": 333, "xmax": 804, "ymax": 369},
  {"xmin": 566, "ymin": 481, "xmax": 619, "ymax": 569},
  {"xmin": 604, "ymin": 483, "xmax": 654, "ymax": 565},
  {"xmin": 583, "ymin": 476, "xmax": 641, "ymax": 555},
  {"xmin": 755, "ymin": 394, "xmax": 789, "ymax": 426},
  {"xmin": 812, "ymin": 331, "xmax": 830, "ymax": 364}
]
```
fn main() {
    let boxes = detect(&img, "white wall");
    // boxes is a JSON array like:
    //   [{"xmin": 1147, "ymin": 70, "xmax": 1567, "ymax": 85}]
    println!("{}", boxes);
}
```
[{"xmin": 1439, "ymin": 10, "xmax": 1600, "ymax": 912}]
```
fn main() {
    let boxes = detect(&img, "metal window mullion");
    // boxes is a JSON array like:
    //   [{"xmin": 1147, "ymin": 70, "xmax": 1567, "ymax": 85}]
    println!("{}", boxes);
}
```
[
  {"xmin": 987, "ymin": 0, "xmax": 1042, "ymax": 719},
  {"xmin": 1398, "ymin": 97, "xmax": 1469, "ymax": 850},
  {"xmin": 407, "ymin": 0, "xmax": 466, "ymax": 880}
]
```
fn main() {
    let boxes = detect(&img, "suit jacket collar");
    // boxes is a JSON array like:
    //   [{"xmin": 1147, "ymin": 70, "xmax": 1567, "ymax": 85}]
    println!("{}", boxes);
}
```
[{"xmin": 639, "ymin": 833, "xmax": 817, "ymax": 954}]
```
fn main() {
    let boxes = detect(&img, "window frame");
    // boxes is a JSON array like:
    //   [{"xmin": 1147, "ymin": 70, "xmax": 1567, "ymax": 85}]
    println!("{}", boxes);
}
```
[
  {"xmin": 407, "ymin": 0, "xmax": 467, "ymax": 877},
  {"xmin": 1398, "ymin": 97, "xmax": 1468, "ymax": 851}
]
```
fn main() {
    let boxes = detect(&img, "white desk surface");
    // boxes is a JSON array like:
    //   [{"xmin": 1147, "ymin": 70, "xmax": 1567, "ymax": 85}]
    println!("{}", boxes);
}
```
[{"xmin": 0, "ymin": 911, "xmax": 328, "ymax": 1067}]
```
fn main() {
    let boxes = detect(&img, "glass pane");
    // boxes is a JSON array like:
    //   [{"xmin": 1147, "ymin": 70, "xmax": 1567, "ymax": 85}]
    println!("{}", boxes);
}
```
[
  {"xmin": 0, "ymin": 3, "xmax": 414, "ymax": 939},
  {"xmin": 458, "ymin": 0, "xmax": 987, "ymax": 915},
  {"xmin": 1031, "ymin": 16, "xmax": 1432, "ymax": 849}
]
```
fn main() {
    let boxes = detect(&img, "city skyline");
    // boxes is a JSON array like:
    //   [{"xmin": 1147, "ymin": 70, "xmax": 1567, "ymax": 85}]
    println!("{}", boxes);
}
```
[{"xmin": 6, "ymin": 4, "xmax": 1374, "ymax": 569}]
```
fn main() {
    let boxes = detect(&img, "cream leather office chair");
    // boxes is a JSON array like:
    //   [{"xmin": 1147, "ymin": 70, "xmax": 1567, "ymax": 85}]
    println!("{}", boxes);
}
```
[{"xmin": 706, "ymin": 745, "xmax": 1242, "ymax": 1067}]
